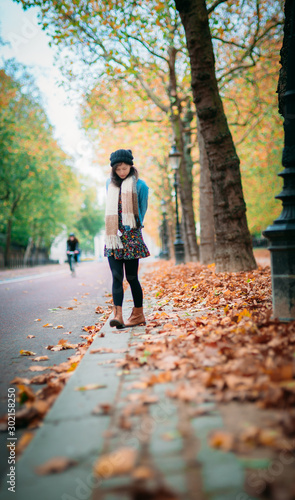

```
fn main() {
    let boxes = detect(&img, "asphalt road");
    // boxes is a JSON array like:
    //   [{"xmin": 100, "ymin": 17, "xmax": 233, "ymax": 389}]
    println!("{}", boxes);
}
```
[{"xmin": 0, "ymin": 260, "xmax": 112, "ymax": 416}]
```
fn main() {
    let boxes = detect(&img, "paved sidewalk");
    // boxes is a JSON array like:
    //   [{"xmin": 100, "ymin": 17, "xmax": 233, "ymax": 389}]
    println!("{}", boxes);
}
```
[{"xmin": 0, "ymin": 282, "xmax": 258, "ymax": 500}]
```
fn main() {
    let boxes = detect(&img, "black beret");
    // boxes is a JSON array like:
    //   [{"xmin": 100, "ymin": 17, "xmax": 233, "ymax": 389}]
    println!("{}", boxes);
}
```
[{"xmin": 110, "ymin": 149, "xmax": 134, "ymax": 167}]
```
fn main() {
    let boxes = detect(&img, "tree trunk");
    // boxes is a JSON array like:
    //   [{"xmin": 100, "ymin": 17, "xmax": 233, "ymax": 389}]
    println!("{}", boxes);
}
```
[
  {"xmin": 4, "ymin": 217, "xmax": 13, "ymax": 268},
  {"xmin": 198, "ymin": 117, "xmax": 215, "ymax": 264},
  {"xmin": 182, "ymin": 101, "xmax": 199, "ymax": 261},
  {"xmin": 175, "ymin": 129, "xmax": 199, "ymax": 262},
  {"xmin": 4, "ymin": 196, "xmax": 21, "ymax": 267},
  {"xmin": 175, "ymin": 0, "xmax": 257, "ymax": 272},
  {"xmin": 24, "ymin": 237, "xmax": 34, "ymax": 265},
  {"xmin": 168, "ymin": 47, "xmax": 199, "ymax": 262}
]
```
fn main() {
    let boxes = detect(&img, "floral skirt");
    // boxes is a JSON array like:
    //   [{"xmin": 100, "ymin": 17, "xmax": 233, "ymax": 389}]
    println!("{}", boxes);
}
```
[{"xmin": 104, "ymin": 228, "xmax": 150, "ymax": 260}]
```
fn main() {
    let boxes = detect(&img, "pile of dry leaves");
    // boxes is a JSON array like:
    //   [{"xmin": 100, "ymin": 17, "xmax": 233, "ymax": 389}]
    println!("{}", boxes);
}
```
[{"xmin": 136, "ymin": 261, "xmax": 295, "ymax": 409}]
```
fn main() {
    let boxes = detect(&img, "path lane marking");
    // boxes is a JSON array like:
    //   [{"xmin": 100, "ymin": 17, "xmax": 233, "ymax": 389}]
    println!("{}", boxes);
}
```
[{"xmin": 0, "ymin": 270, "xmax": 68, "ymax": 285}]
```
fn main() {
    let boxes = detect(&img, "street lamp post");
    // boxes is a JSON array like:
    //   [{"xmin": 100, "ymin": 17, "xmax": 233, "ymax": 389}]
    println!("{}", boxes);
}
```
[
  {"xmin": 168, "ymin": 143, "xmax": 185, "ymax": 265},
  {"xmin": 161, "ymin": 199, "xmax": 170, "ymax": 260},
  {"xmin": 263, "ymin": 1, "xmax": 295, "ymax": 321}
]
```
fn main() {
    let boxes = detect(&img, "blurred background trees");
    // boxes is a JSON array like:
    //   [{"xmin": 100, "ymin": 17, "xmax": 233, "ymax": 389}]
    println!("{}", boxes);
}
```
[
  {"xmin": 2, "ymin": 0, "xmax": 285, "ymax": 268},
  {"xmin": 0, "ymin": 61, "xmax": 103, "ymax": 266}
]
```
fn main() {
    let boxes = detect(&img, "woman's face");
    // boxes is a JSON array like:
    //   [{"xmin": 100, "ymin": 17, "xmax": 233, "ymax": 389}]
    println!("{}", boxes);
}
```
[{"xmin": 115, "ymin": 163, "xmax": 131, "ymax": 179}]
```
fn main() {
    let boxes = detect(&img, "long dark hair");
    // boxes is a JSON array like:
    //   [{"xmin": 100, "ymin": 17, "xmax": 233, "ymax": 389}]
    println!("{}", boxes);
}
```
[{"xmin": 111, "ymin": 163, "xmax": 138, "ymax": 187}]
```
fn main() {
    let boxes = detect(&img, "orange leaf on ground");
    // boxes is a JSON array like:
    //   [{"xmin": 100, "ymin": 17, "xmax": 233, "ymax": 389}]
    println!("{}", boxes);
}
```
[
  {"xmin": 93, "ymin": 447, "xmax": 137, "ymax": 478},
  {"xmin": 209, "ymin": 430, "xmax": 235, "ymax": 451},
  {"xmin": 16, "ymin": 431, "xmax": 34, "ymax": 456},
  {"xmin": 17, "ymin": 384, "xmax": 35, "ymax": 403},
  {"xmin": 29, "ymin": 365, "xmax": 52, "ymax": 372},
  {"xmin": 32, "ymin": 356, "xmax": 49, "ymax": 362},
  {"xmin": 35, "ymin": 457, "xmax": 77, "ymax": 475},
  {"xmin": 132, "ymin": 465, "xmax": 154, "ymax": 480},
  {"xmin": 20, "ymin": 350, "xmax": 36, "ymax": 356},
  {"xmin": 95, "ymin": 305, "xmax": 105, "ymax": 314},
  {"xmin": 10, "ymin": 377, "xmax": 31, "ymax": 385},
  {"xmin": 75, "ymin": 384, "xmax": 107, "ymax": 391}
]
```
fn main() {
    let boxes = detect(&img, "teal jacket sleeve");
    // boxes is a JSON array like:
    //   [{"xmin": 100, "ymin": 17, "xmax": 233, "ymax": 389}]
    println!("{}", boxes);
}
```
[{"xmin": 137, "ymin": 179, "xmax": 149, "ymax": 224}]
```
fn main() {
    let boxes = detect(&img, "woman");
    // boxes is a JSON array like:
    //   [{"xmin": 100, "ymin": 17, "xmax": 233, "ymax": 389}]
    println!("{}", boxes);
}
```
[{"xmin": 104, "ymin": 148, "xmax": 150, "ymax": 329}]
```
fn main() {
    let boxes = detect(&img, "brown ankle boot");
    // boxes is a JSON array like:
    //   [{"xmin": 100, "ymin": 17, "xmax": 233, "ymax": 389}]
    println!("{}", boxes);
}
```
[
  {"xmin": 125, "ymin": 307, "xmax": 146, "ymax": 327},
  {"xmin": 110, "ymin": 306, "xmax": 125, "ymax": 329}
]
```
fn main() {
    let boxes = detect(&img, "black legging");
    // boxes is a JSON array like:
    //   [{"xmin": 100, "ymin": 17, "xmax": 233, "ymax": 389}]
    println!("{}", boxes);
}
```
[{"xmin": 108, "ymin": 256, "xmax": 143, "ymax": 307}]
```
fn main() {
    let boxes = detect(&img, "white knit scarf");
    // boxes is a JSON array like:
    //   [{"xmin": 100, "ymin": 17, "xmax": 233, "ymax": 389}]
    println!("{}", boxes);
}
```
[{"xmin": 105, "ymin": 175, "xmax": 139, "ymax": 249}]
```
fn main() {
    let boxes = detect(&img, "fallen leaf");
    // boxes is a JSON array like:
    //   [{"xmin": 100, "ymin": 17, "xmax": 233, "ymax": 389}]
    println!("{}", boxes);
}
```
[
  {"xmin": 132, "ymin": 465, "xmax": 154, "ymax": 480},
  {"xmin": 209, "ymin": 430, "xmax": 235, "ymax": 451},
  {"xmin": 92, "ymin": 403, "xmax": 113, "ymax": 415},
  {"xmin": 17, "ymin": 384, "xmax": 35, "ymax": 403},
  {"xmin": 42, "ymin": 323, "xmax": 53, "ymax": 328},
  {"xmin": 93, "ymin": 447, "xmax": 137, "ymax": 478},
  {"xmin": 10, "ymin": 377, "xmax": 31, "ymax": 385},
  {"xmin": 95, "ymin": 305, "xmax": 105, "ymax": 314},
  {"xmin": 53, "ymin": 325, "xmax": 64, "ymax": 329},
  {"xmin": 29, "ymin": 365, "xmax": 52, "ymax": 372},
  {"xmin": 27, "ymin": 335, "xmax": 36, "ymax": 339},
  {"xmin": 258, "ymin": 429, "xmax": 280, "ymax": 447},
  {"xmin": 32, "ymin": 356, "xmax": 49, "ymax": 362},
  {"xmin": 47, "ymin": 340, "xmax": 78, "ymax": 351},
  {"xmin": 75, "ymin": 384, "xmax": 107, "ymax": 391},
  {"xmin": 35, "ymin": 457, "xmax": 78, "ymax": 475},
  {"xmin": 16, "ymin": 431, "xmax": 35, "ymax": 456},
  {"xmin": 30, "ymin": 374, "xmax": 53, "ymax": 385},
  {"xmin": 20, "ymin": 350, "xmax": 36, "ymax": 356},
  {"xmin": 11, "ymin": 400, "xmax": 50, "ymax": 428}
]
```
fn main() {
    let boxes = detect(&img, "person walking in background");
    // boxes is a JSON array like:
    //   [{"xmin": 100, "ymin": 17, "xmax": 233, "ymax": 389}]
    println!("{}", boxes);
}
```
[
  {"xmin": 66, "ymin": 233, "xmax": 80, "ymax": 273},
  {"xmin": 104, "ymin": 149, "xmax": 150, "ymax": 329}
]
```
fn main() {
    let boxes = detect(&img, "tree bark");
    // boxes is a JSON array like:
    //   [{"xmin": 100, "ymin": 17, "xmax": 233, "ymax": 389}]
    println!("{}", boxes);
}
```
[
  {"xmin": 4, "ymin": 196, "xmax": 21, "ymax": 267},
  {"xmin": 175, "ymin": 0, "xmax": 257, "ymax": 272},
  {"xmin": 168, "ymin": 47, "xmax": 199, "ymax": 262},
  {"xmin": 182, "ymin": 101, "xmax": 199, "ymax": 261},
  {"xmin": 198, "ymin": 117, "xmax": 215, "ymax": 264},
  {"xmin": 4, "ymin": 217, "xmax": 13, "ymax": 268},
  {"xmin": 24, "ymin": 237, "xmax": 34, "ymax": 266}
]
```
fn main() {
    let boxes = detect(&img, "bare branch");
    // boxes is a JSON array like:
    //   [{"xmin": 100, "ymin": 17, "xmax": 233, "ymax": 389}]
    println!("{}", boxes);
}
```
[
  {"xmin": 136, "ymin": 74, "xmax": 169, "ymax": 113},
  {"xmin": 114, "ymin": 118, "xmax": 164, "ymax": 124},
  {"xmin": 217, "ymin": 62, "xmax": 256, "ymax": 84},
  {"xmin": 125, "ymin": 34, "xmax": 169, "ymax": 63},
  {"xmin": 235, "ymin": 103, "xmax": 276, "ymax": 146},
  {"xmin": 207, "ymin": 0, "xmax": 229, "ymax": 15},
  {"xmin": 212, "ymin": 36, "xmax": 248, "ymax": 50}
]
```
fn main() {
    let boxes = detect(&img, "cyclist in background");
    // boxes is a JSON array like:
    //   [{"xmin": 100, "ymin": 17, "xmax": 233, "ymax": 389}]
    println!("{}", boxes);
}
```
[{"xmin": 67, "ymin": 233, "xmax": 80, "ymax": 273}]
